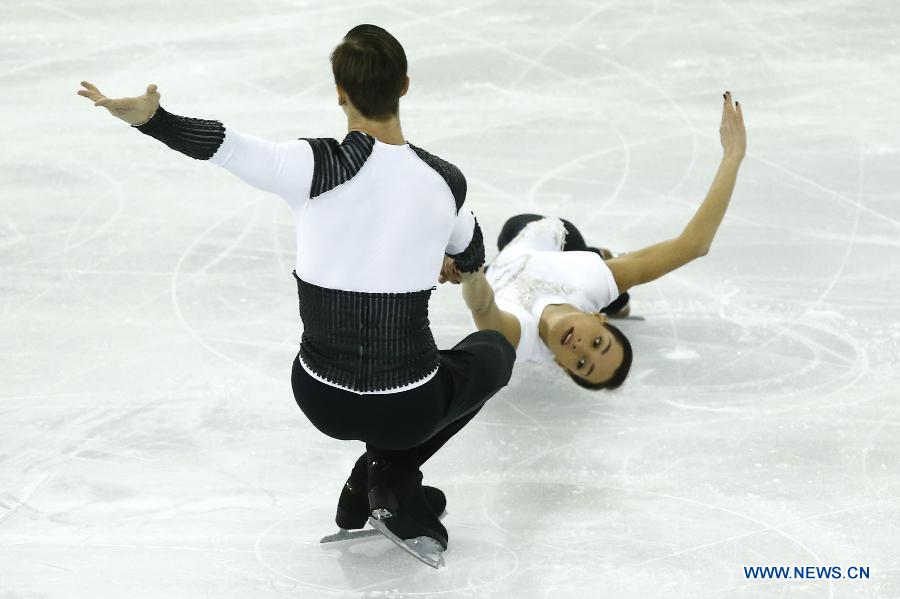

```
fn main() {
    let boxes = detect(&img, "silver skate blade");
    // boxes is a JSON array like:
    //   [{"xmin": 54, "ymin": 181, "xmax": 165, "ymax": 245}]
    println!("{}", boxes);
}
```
[
  {"xmin": 319, "ymin": 527, "xmax": 380, "ymax": 544},
  {"xmin": 320, "ymin": 512, "xmax": 447, "ymax": 544},
  {"xmin": 367, "ymin": 517, "xmax": 445, "ymax": 569},
  {"xmin": 621, "ymin": 315, "xmax": 645, "ymax": 321}
]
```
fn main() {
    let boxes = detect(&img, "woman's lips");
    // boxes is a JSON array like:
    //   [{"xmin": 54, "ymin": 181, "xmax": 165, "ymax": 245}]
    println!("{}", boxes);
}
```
[{"xmin": 561, "ymin": 327, "xmax": 574, "ymax": 346}]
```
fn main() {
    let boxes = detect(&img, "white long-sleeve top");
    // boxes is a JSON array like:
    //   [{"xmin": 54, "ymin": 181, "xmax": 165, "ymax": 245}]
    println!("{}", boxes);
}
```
[
  {"xmin": 209, "ymin": 129, "xmax": 477, "ymax": 293},
  {"xmin": 134, "ymin": 107, "xmax": 483, "ymax": 393}
]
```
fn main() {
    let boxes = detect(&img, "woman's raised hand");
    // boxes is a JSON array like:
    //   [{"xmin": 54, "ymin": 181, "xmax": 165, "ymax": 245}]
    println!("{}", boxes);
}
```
[
  {"xmin": 77, "ymin": 81, "xmax": 161, "ymax": 125},
  {"xmin": 720, "ymin": 91, "xmax": 746, "ymax": 162}
]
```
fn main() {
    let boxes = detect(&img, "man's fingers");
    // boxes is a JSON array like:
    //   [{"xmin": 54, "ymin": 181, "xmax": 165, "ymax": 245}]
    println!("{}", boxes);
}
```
[
  {"xmin": 78, "ymin": 81, "xmax": 107, "ymax": 103},
  {"xmin": 80, "ymin": 82, "xmax": 106, "ymax": 99},
  {"xmin": 77, "ymin": 89, "xmax": 105, "ymax": 102},
  {"xmin": 146, "ymin": 83, "xmax": 158, "ymax": 97}
]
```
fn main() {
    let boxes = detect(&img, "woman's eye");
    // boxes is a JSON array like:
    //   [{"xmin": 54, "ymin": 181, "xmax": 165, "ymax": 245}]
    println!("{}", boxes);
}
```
[
  {"xmin": 593, "ymin": 337, "xmax": 602, "ymax": 348},
  {"xmin": 576, "ymin": 359, "xmax": 585, "ymax": 369}
]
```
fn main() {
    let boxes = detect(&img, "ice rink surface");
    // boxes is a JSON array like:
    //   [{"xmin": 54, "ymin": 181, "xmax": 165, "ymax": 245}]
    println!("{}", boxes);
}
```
[{"xmin": 2, "ymin": 0, "xmax": 900, "ymax": 597}]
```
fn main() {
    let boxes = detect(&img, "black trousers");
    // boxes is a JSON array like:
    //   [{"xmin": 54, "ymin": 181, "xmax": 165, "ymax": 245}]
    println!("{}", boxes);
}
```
[
  {"xmin": 496, "ymin": 213, "xmax": 631, "ymax": 314},
  {"xmin": 291, "ymin": 329, "xmax": 515, "ymax": 468}
]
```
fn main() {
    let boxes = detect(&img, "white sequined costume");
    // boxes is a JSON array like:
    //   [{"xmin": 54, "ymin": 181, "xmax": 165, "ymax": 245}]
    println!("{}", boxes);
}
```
[{"xmin": 486, "ymin": 217, "xmax": 620, "ymax": 363}]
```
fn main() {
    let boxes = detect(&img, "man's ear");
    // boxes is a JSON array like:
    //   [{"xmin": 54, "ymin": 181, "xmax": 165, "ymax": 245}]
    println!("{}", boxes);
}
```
[
  {"xmin": 336, "ymin": 85, "xmax": 347, "ymax": 106},
  {"xmin": 399, "ymin": 76, "xmax": 410, "ymax": 98}
]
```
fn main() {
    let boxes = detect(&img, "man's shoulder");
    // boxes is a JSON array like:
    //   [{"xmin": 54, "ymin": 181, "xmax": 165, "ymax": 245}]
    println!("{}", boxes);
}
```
[
  {"xmin": 407, "ymin": 143, "xmax": 467, "ymax": 211},
  {"xmin": 298, "ymin": 132, "xmax": 376, "ymax": 198}
]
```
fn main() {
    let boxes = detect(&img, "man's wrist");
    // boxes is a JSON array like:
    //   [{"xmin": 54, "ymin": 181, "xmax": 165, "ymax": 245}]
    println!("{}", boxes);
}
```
[{"xmin": 131, "ymin": 105, "xmax": 162, "ymax": 128}]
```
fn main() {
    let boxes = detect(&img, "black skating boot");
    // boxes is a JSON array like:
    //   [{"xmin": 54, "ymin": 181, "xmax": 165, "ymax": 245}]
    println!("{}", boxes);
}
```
[
  {"xmin": 367, "ymin": 456, "xmax": 448, "ymax": 550},
  {"xmin": 335, "ymin": 454, "xmax": 446, "ymax": 531},
  {"xmin": 334, "ymin": 453, "xmax": 369, "ymax": 531}
]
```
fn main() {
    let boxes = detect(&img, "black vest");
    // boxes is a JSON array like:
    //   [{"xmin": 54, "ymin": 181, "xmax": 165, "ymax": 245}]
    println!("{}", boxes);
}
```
[{"xmin": 294, "ymin": 274, "xmax": 440, "ymax": 393}]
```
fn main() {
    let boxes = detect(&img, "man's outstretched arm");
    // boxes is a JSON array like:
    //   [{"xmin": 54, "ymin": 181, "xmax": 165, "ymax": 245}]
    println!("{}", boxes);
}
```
[
  {"xmin": 76, "ymin": 81, "xmax": 311, "ymax": 202},
  {"xmin": 606, "ymin": 91, "xmax": 746, "ymax": 293}
]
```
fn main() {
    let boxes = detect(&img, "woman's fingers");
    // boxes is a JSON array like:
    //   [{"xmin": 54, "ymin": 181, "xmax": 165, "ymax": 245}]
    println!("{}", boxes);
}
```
[
  {"xmin": 718, "ymin": 91, "xmax": 746, "ymax": 159},
  {"xmin": 721, "ymin": 90, "xmax": 742, "ymax": 129},
  {"xmin": 721, "ymin": 91, "xmax": 732, "ymax": 128}
]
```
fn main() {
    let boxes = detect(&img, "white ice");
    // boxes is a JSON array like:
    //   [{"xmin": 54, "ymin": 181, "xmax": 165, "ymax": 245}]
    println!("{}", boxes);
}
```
[{"xmin": 2, "ymin": 0, "xmax": 899, "ymax": 597}]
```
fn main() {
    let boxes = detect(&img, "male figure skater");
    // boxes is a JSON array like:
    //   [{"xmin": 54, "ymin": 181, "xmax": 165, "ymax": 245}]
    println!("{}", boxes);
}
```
[
  {"xmin": 442, "ymin": 92, "xmax": 746, "ymax": 391},
  {"xmin": 78, "ymin": 24, "xmax": 515, "ymax": 568}
]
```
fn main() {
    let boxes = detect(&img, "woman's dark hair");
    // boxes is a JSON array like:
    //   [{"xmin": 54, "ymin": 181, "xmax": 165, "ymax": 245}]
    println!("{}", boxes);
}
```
[
  {"xmin": 567, "ymin": 323, "xmax": 633, "ymax": 390},
  {"xmin": 330, "ymin": 25, "xmax": 407, "ymax": 121}
]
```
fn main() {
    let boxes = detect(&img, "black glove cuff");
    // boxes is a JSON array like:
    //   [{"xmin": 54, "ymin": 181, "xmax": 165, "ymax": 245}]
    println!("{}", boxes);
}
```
[
  {"xmin": 448, "ymin": 219, "xmax": 485, "ymax": 273},
  {"xmin": 135, "ymin": 106, "xmax": 225, "ymax": 160}
]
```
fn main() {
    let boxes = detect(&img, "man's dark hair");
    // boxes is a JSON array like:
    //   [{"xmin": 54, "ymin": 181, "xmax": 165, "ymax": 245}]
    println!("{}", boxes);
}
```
[
  {"xmin": 567, "ymin": 323, "xmax": 633, "ymax": 391},
  {"xmin": 331, "ymin": 25, "xmax": 407, "ymax": 121}
]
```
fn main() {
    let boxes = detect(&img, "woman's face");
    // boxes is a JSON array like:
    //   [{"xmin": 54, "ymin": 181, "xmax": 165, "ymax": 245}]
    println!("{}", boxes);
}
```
[{"xmin": 546, "ymin": 310, "xmax": 624, "ymax": 384}]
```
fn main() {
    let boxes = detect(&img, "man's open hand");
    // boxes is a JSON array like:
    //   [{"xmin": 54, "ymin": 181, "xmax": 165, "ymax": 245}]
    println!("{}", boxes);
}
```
[{"xmin": 77, "ymin": 81, "xmax": 160, "ymax": 126}]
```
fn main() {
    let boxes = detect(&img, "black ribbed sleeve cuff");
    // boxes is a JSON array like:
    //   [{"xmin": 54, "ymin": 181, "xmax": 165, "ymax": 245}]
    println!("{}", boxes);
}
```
[
  {"xmin": 448, "ymin": 219, "xmax": 485, "ymax": 273},
  {"xmin": 134, "ymin": 106, "xmax": 225, "ymax": 160}
]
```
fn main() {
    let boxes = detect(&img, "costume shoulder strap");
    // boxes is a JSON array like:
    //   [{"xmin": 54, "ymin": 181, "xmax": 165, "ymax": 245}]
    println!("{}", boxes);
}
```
[
  {"xmin": 300, "ymin": 131, "xmax": 376, "ymax": 198},
  {"xmin": 408, "ymin": 143, "xmax": 467, "ymax": 212}
]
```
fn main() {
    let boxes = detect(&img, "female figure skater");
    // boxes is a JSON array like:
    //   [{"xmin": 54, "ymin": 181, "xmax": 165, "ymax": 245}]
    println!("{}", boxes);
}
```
[
  {"xmin": 78, "ymin": 24, "xmax": 515, "ymax": 568},
  {"xmin": 443, "ymin": 92, "xmax": 747, "ymax": 390}
]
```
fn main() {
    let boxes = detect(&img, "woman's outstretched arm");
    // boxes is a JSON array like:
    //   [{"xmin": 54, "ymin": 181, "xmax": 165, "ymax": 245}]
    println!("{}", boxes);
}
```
[{"xmin": 606, "ymin": 91, "xmax": 747, "ymax": 292}]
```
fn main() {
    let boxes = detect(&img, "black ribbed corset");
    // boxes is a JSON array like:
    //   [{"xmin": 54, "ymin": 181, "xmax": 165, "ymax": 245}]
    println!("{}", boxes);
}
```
[{"xmin": 294, "ymin": 274, "xmax": 440, "ymax": 393}]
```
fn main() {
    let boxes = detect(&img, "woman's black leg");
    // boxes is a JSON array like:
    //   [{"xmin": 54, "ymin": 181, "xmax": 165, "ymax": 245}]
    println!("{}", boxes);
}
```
[
  {"xmin": 497, "ymin": 213, "xmax": 589, "ymax": 252},
  {"xmin": 558, "ymin": 218, "xmax": 588, "ymax": 251},
  {"xmin": 497, "ymin": 214, "xmax": 543, "ymax": 251}
]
